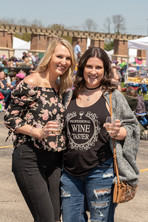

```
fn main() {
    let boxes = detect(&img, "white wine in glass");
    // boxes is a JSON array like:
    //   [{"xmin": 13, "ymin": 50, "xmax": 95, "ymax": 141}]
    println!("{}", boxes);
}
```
[
  {"xmin": 50, "ymin": 120, "xmax": 63, "ymax": 135},
  {"xmin": 105, "ymin": 116, "xmax": 116, "ymax": 133}
]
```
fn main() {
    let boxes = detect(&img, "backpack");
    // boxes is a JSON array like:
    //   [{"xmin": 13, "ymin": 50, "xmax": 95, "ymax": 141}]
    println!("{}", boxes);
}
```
[{"xmin": 141, "ymin": 84, "xmax": 147, "ymax": 94}]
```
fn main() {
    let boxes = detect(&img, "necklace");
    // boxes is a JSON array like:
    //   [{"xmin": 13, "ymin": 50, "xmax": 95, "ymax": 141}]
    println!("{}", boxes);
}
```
[
  {"xmin": 84, "ymin": 85, "xmax": 100, "ymax": 90},
  {"xmin": 84, "ymin": 85, "xmax": 100, "ymax": 101}
]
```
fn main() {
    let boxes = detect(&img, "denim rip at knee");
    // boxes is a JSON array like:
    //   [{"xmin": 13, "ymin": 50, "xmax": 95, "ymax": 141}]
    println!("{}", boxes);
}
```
[{"xmin": 61, "ymin": 157, "xmax": 115, "ymax": 222}]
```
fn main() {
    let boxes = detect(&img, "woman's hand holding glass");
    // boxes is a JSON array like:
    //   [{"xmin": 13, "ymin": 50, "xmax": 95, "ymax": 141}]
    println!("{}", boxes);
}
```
[
  {"xmin": 40, "ymin": 120, "xmax": 63, "ymax": 139},
  {"xmin": 104, "ymin": 116, "xmax": 121, "ymax": 138},
  {"xmin": 47, "ymin": 120, "xmax": 63, "ymax": 135}
]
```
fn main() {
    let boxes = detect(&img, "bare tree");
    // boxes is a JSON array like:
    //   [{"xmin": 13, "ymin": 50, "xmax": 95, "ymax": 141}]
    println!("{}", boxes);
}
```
[
  {"xmin": 48, "ymin": 24, "xmax": 65, "ymax": 30},
  {"xmin": 83, "ymin": 18, "xmax": 97, "ymax": 32},
  {"xmin": 103, "ymin": 17, "xmax": 111, "ymax": 33},
  {"xmin": 112, "ymin": 15, "xmax": 126, "ymax": 34},
  {"xmin": 31, "ymin": 19, "xmax": 43, "ymax": 27},
  {"xmin": 0, "ymin": 18, "xmax": 15, "ymax": 25},
  {"xmin": 0, "ymin": 19, "xmax": 7, "ymax": 25},
  {"xmin": 18, "ymin": 19, "xmax": 30, "ymax": 26}
]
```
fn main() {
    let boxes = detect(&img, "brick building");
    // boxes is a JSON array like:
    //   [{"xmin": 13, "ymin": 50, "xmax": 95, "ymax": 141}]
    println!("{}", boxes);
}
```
[{"xmin": 0, "ymin": 24, "xmax": 146, "ymax": 63}]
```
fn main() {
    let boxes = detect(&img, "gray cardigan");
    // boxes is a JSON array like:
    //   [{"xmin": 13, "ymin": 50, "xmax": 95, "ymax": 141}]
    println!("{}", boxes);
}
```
[
  {"xmin": 104, "ymin": 90, "xmax": 140, "ymax": 186},
  {"xmin": 63, "ymin": 89, "xmax": 140, "ymax": 186}
]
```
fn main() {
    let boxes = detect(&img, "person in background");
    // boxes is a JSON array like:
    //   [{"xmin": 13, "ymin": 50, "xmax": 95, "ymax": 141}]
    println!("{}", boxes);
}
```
[
  {"xmin": 61, "ymin": 47, "xmax": 140, "ymax": 222},
  {"xmin": 28, "ymin": 52, "xmax": 36, "ymax": 65},
  {"xmin": 0, "ymin": 70, "xmax": 7, "ymax": 91},
  {"xmin": 7, "ymin": 72, "xmax": 26, "ymax": 90},
  {"xmin": 0, "ymin": 70, "xmax": 11, "ymax": 107},
  {"xmin": 8, "ymin": 56, "xmax": 17, "ymax": 67},
  {"xmin": 111, "ymin": 63, "xmax": 122, "ymax": 91},
  {"xmin": 74, "ymin": 40, "xmax": 81, "ymax": 62},
  {"xmin": 125, "ymin": 87, "xmax": 147, "ymax": 138},
  {"xmin": 135, "ymin": 90, "xmax": 148, "ymax": 132},
  {"xmin": 22, "ymin": 51, "xmax": 28, "ymax": 60},
  {"xmin": 119, "ymin": 60, "xmax": 127, "ymax": 80},
  {"xmin": 4, "ymin": 72, "xmax": 26, "ymax": 109},
  {"xmin": 127, "ymin": 63, "xmax": 137, "ymax": 77},
  {"xmin": 34, "ymin": 52, "xmax": 40, "ymax": 69},
  {"xmin": 4, "ymin": 37, "xmax": 75, "ymax": 222},
  {"xmin": 124, "ymin": 87, "xmax": 138, "ymax": 111},
  {"xmin": 2, "ymin": 59, "xmax": 8, "ymax": 67}
]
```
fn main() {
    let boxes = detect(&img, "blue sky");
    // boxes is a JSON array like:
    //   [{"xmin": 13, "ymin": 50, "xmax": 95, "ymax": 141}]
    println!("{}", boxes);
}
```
[{"xmin": 1, "ymin": 0, "xmax": 148, "ymax": 35}]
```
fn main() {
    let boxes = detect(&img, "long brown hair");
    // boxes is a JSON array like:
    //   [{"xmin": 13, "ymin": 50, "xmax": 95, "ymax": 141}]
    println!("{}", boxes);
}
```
[{"xmin": 74, "ymin": 47, "xmax": 117, "ymax": 96}]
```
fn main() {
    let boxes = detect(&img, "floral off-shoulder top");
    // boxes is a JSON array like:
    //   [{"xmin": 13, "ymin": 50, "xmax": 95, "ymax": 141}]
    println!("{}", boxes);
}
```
[{"xmin": 4, "ymin": 81, "xmax": 66, "ymax": 152}]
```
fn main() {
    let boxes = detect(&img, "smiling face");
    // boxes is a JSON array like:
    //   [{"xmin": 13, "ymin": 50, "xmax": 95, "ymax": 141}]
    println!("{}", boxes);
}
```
[
  {"xmin": 83, "ymin": 57, "xmax": 104, "ymax": 88},
  {"xmin": 48, "ymin": 43, "xmax": 72, "ymax": 78},
  {"xmin": 0, "ymin": 71, "xmax": 5, "ymax": 80}
]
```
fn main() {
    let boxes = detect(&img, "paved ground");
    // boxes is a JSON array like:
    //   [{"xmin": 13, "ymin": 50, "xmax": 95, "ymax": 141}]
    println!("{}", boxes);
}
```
[{"xmin": 0, "ymin": 111, "xmax": 148, "ymax": 222}]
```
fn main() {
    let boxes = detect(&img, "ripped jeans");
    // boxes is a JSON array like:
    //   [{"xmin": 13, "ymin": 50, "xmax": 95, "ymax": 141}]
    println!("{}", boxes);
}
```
[{"xmin": 61, "ymin": 158, "xmax": 116, "ymax": 222}]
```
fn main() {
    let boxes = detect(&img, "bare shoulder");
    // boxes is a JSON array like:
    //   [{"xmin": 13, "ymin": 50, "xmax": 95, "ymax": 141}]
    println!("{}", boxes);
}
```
[{"xmin": 24, "ymin": 73, "xmax": 40, "ymax": 86}]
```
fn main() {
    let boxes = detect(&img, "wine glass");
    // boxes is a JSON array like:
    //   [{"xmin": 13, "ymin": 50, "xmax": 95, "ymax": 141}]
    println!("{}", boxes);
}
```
[
  {"xmin": 105, "ymin": 116, "xmax": 116, "ymax": 133},
  {"xmin": 49, "ymin": 119, "xmax": 63, "ymax": 148},
  {"xmin": 50, "ymin": 120, "xmax": 63, "ymax": 135}
]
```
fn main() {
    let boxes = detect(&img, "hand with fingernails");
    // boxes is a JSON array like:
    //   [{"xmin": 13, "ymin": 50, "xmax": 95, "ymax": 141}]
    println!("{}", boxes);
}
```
[
  {"xmin": 103, "ymin": 119, "xmax": 121, "ymax": 138},
  {"xmin": 40, "ymin": 120, "xmax": 62, "ymax": 139}
]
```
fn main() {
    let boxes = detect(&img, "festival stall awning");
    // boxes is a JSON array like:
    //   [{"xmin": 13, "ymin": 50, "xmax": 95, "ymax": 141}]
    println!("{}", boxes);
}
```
[{"xmin": 128, "ymin": 36, "xmax": 148, "ymax": 69}]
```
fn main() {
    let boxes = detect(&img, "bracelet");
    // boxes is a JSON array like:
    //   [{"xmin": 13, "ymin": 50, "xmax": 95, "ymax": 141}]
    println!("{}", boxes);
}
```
[{"xmin": 29, "ymin": 126, "xmax": 34, "ymax": 137}]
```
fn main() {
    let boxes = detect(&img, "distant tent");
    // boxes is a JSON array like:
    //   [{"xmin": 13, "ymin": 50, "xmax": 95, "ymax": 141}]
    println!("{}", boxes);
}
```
[
  {"xmin": 105, "ymin": 49, "xmax": 137, "ymax": 63},
  {"xmin": 128, "ymin": 48, "xmax": 137, "ymax": 63},
  {"xmin": 105, "ymin": 49, "xmax": 114, "ymax": 60},
  {"xmin": 13, "ymin": 37, "xmax": 31, "ymax": 59},
  {"xmin": 128, "ymin": 36, "xmax": 148, "ymax": 69}
]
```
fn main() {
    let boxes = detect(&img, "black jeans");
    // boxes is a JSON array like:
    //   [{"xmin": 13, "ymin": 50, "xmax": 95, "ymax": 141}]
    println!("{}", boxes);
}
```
[{"xmin": 12, "ymin": 142, "xmax": 63, "ymax": 222}]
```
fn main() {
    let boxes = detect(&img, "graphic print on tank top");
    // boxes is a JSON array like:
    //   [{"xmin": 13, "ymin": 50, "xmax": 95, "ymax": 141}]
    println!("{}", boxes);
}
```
[{"xmin": 65, "ymin": 110, "xmax": 100, "ymax": 150}]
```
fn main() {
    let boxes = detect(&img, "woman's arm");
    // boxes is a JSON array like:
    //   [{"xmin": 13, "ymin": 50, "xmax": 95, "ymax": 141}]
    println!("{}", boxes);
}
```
[
  {"xmin": 15, "ymin": 121, "xmax": 60, "ymax": 140},
  {"xmin": 4, "ymin": 80, "xmax": 37, "ymax": 134},
  {"xmin": 15, "ymin": 124, "xmax": 44, "ymax": 139},
  {"xmin": 0, "ymin": 80, "xmax": 5, "ymax": 89},
  {"xmin": 112, "ymin": 90, "xmax": 140, "ymax": 140}
]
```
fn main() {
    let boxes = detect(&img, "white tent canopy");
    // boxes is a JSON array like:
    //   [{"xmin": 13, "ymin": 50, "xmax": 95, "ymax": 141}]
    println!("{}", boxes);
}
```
[
  {"xmin": 105, "ymin": 49, "xmax": 114, "ymax": 60},
  {"xmin": 13, "ymin": 37, "xmax": 31, "ymax": 59},
  {"xmin": 128, "ymin": 48, "xmax": 137, "ymax": 63},
  {"xmin": 128, "ymin": 36, "xmax": 148, "ymax": 50},
  {"xmin": 128, "ymin": 36, "xmax": 148, "ymax": 68}
]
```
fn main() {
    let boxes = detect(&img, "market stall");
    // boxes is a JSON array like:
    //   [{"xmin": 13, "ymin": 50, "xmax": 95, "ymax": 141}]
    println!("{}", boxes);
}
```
[
  {"xmin": 126, "ymin": 36, "xmax": 148, "ymax": 86},
  {"xmin": 128, "ymin": 36, "xmax": 148, "ymax": 68}
]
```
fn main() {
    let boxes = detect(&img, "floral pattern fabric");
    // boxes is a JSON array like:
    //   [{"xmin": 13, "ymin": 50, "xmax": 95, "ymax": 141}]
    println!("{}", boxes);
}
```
[{"xmin": 4, "ymin": 81, "xmax": 66, "ymax": 152}]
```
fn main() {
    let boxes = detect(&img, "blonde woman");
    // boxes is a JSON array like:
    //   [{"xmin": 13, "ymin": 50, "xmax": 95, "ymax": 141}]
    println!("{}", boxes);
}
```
[{"xmin": 4, "ymin": 37, "xmax": 75, "ymax": 222}]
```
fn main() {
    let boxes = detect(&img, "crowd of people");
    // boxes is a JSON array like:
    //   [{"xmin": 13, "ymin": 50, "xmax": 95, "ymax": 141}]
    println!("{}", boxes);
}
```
[
  {"xmin": 0, "ymin": 69, "xmax": 26, "ymax": 110},
  {"xmin": 0, "ymin": 51, "xmax": 40, "ymax": 69},
  {"xmin": 1, "ymin": 37, "xmax": 142, "ymax": 221},
  {"xmin": 0, "ymin": 50, "xmax": 42, "ymax": 111}
]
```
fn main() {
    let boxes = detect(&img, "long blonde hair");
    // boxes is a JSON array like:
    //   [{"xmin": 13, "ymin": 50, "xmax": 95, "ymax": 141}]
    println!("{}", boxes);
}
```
[{"xmin": 36, "ymin": 37, "xmax": 76, "ymax": 95}]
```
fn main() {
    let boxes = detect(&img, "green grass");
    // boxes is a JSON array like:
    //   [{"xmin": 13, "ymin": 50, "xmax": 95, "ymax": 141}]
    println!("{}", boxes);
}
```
[
  {"xmin": 143, "ymin": 94, "xmax": 148, "ymax": 101},
  {"xmin": 121, "ymin": 82, "xmax": 125, "ymax": 88}
]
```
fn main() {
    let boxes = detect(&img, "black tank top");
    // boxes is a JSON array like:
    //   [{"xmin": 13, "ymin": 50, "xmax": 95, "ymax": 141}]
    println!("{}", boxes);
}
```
[{"xmin": 63, "ymin": 95, "xmax": 113, "ymax": 176}]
